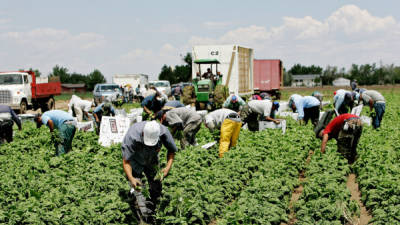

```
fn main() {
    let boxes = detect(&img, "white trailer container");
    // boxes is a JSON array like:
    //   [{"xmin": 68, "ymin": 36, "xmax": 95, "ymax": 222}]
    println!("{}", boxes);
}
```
[
  {"xmin": 112, "ymin": 74, "xmax": 149, "ymax": 89},
  {"xmin": 192, "ymin": 45, "xmax": 254, "ymax": 96}
]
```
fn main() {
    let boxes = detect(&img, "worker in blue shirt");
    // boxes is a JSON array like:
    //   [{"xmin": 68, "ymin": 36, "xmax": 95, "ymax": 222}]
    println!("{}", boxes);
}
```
[
  {"xmin": 0, "ymin": 105, "xmax": 22, "ymax": 144},
  {"xmin": 34, "ymin": 110, "xmax": 76, "ymax": 156},
  {"xmin": 93, "ymin": 102, "xmax": 116, "ymax": 134},
  {"xmin": 290, "ymin": 96, "xmax": 321, "ymax": 126},
  {"xmin": 141, "ymin": 93, "xmax": 166, "ymax": 120}
]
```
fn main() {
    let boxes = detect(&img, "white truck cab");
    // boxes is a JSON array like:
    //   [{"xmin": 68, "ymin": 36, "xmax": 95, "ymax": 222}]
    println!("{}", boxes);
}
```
[{"xmin": 0, "ymin": 72, "xmax": 32, "ymax": 113}]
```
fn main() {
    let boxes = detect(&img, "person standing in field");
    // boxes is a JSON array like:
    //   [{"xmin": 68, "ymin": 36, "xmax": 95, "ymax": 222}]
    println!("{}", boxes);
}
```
[
  {"xmin": 315, "ymin": 113, "xmax": 363, "ymax": 164},
  {"xmin": 155, "ymin": 107, "xmax": 202, "ymax": 149},
  {"xmin": 359, "ymin": 90, "xmax": 385, "ymax": 129},
  {"xmin": 0, "ymin": 105, "xmax": 22, "ymax": 144},
  {"xmin": 289, "ymin": 96, "xmax": 320, "ymax": 127},
  {"xmin": 34, "ymin": 110, "xmax": 76, "ymax": 156},
  {"xmin": 204, "ymin": 108, "xmax": 242, "ymax": 158},
  {"xmin": 122, "ymin": 121, "xmax": 176, "ymax": 220}
]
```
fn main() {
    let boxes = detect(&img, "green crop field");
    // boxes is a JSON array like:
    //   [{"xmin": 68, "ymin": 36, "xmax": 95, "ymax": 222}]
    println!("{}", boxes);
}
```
[{"xmin": 0, "ymin": 86, "xmax": 399, "ymax": 224}]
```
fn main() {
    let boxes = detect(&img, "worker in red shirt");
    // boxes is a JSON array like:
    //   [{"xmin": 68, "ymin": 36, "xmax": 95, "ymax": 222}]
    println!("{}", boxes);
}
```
[{"xmin": 315, "ymin": 113, "xmax": 363, "ymax": 164}]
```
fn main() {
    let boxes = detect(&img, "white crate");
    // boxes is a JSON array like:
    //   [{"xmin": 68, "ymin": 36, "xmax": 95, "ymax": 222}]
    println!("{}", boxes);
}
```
[
  {"xmin": 360, "ymin": 115, "xmax": 371, "ymax": 126},
  {"xmin": 76, "ymin": 121, "xmax": 94, "ymax": 132},
  {"xmin": 18, "ymin": 114, "xmax": 36, "ymax": 123},
  {"xmin": 351, "ymin": 105, "xmax": 363, "ymax": 116},
  {"xmin": 258, "ymin": 120, "xmax": 286, "ymax": 134}
]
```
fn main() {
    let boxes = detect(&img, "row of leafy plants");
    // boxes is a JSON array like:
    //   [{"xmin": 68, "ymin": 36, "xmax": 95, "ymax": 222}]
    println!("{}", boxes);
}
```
[
  {"xmin": 294, "ymin": 143, "xmax": 359, "ymax": 224},
  {"xmin": 353, "ymin": 93, "xmax": 400, "ymax": 224},
  {"xmin": 0, "ymin": 123, "xmax": 136, "ymax": 224},
  {"xmin": 215, "ymin": 128, "xmax": 313, "ymax": 224}
]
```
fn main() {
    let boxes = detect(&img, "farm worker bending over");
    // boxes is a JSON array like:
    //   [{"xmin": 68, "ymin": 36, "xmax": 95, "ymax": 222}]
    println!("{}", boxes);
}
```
[
  {"xmin": 311, "ymin": 91, "xmax": 323, "ymax": 109},
  {"xmin": 155, "ymin": 107, "xmax": 202, "ymax": 149},
  {"xmin": 93, "ymin": 103, "xmax": 116, "ymax": 134},
  {"xmin": 316, "ymin": 113, "xmax": 363, "ymax": 164},
  {"xmin": 245, "ymin": 100, "xmax": 280, "ymax": 131},
  {"xmin": 359, "ymin": 90, "xmax": 385, "ymax": 129},
  {"xmin": 68, "ymin": 95, "xmax": 93, "ymax": 122},
  {"xmin": 122, "ymin": 121, "xmax": 176, "ymax": 218},
  {"xmin": 162, "ymin": 100, "xmax": 185, "ymax": 110},
  {"xmin": 0, "ymin": 105, "xmax": 22, "ymax": 144},
  {"xmin": 204, "ymin": 108, "xmax": 242, "ymax": 158},
  {"xmin": 223, "ymin": 94, "xmax": 246, "ymax": 113},
  {"xmin": 333, "ymin": 89, "xmax": 356, "ymax": 114},
  {"xmin": 34, "ymin": 110, "xmax": 76, "ymax": 156},
  {"xmin": 289, "ymin": 96, "xmax": 320, "ymax": 127},
  {"xmin": 141, "ymin": 92, "xmax": 166, "ymax": 121}
]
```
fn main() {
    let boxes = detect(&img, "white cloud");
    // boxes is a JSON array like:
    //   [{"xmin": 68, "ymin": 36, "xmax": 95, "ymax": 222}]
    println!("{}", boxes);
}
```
[
  {"xmin": 0, "ymin": 28, "xmax": 107, "ymax": 76},
  {"xmin": 189, "ymin": 4, "xmax": 400, "ymax": 68},
  {"xmin": 203, "ymin": 21, "xmax": 231, "ymax": 29}
]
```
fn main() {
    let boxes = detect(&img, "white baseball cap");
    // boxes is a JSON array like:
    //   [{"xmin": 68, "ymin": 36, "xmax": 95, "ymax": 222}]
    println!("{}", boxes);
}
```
[{"xmin": 143, "ymin": 121, "xmax": 160, "ymax": 146}]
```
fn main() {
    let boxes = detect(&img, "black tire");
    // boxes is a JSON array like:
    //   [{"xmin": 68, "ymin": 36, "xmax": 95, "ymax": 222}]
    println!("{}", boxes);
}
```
[
  {"xmin": 20, "ymin": 100, "xmax": 27, "ymax": 114},
  {"xmin": 47, "ymin": 97, "xmax": 55, "ymax": 110}
]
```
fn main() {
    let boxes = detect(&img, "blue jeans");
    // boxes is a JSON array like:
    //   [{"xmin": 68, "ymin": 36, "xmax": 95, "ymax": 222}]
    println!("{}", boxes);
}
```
[{"xmin": 373, "ymin": 102, "xmax": 385, "ymax": 129}]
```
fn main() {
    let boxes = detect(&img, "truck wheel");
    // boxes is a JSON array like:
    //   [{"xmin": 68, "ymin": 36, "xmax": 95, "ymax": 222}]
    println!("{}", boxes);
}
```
[
  {"xmin": 47, "ymin": 97, "xmax": 55, "ymax": 110},
  {"xmin": 20, "ymin": 101, "xmax": 27, "ymax": 114}
]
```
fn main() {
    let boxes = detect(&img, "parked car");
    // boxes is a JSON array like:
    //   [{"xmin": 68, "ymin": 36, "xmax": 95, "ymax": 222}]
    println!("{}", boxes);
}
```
[
  {"xmin": 93, "ymin": 83, "xmax": 123, "ymax": 106},
  {"xmin": 149, "ymin": 80, "xmax": 171, "ymax": 96}
]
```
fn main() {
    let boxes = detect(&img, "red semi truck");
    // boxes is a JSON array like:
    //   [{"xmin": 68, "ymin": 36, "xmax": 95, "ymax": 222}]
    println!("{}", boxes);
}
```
[
  {"xmin": 253, "ymin": 59, "xmax": 283, "ymax": 99},
  {"xmin": 0, "ymin": 71, "xmax": 61, "ymax": 113}
]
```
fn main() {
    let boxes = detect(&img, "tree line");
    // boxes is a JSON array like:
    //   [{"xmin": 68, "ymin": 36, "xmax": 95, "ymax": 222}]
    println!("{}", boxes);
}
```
[
  {"xmin": 21, "ymin": 66, "xmax": 106, "ymax": 91},
  {"xmin": 284, "ymin": 63, "xmax": 400, "ymax": 86}
]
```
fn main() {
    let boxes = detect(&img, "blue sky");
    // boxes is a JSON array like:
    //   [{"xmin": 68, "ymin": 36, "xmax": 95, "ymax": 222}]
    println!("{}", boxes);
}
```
[{"xmin": 1, "ymin": 0, "xmax": 399, "ymax": 81}]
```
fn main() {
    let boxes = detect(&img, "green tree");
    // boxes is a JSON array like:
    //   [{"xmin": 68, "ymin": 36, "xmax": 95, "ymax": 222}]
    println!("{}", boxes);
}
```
[
  {"xmin": 289, "ymin": 64, "xmax": 323, "ymax": 75},
  {"xmin": 86, "ymin": 69, "xmax": 106, "ymax": 91},
  {"xmin": 49, "ymin": 65, "xmax": 70, "ymax": 83},
  {"xmin": 158, "ymin": 52, "xmax": 192, "ymax": 84}
]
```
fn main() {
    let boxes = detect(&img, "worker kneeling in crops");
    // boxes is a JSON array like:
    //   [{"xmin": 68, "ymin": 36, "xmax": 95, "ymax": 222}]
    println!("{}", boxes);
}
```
[
  {"xmin": 155, "ymin": 107, "xmax": 202, "ymax": 149},
  {"xmin": 122, "ymin": 121, "xmax": 176, "ymax": 219},
  {"xmin": 68, "ymin": 95, "xmax": 93, "ymax": 122},
  {"xmin": 315, "ymin": 112, "xmax": 363, "ymax": 164},
  {"xmin": 289, "ymin": 95, "xmax": 320, "ymax": 127},
  {"xmin": 34, "ymin": 110, "xmax": 77, "ymax": 156},
  {"xmin": 245, "ymin": 100, "xmax": 280, "ymax": 131},
  {"xmin": 93, "ymin": 102, "xmax": 116, "ymax": 134},
  {"xmin": 0, "ymin": 105, "xmax": 22, "ymax": 144},
  {"xmin": 223, "ymin": 94, "xmax": 246, "ymax": 113},
  {"xmin": 204, "ymin": 108, "xmax": 242, "ymax": 158}
]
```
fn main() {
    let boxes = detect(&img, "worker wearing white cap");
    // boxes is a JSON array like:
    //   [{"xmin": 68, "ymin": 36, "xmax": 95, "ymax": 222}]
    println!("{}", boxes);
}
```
[{"xmin": 121, "ymin": 121, "xmax": 177, "ymax": 217}]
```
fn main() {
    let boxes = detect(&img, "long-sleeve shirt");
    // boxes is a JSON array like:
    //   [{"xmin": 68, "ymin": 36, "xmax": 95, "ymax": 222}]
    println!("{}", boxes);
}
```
[
  {"xmin": 141, "ymin": 95, "xmax": 164, "ymax": 112},
  {"xmin": 333, "ymin": 89, "xmax": 351, "ymax": 111},
  {"xmin": 93, "ymin": 103, "xmax": 116, "ymax": 116},
  {"xmin": 165, "ymin": 108, "xmax": 202, "ymax": 128},
  {"xmin": 294, "ymin": 96, "xmax": 320, "ymax": 120},
  {"xmin": 69, "ymin": 95, "xmax": 92, "ymax": 112},
  {"xmin": 204, "ymin": 108, "xmax": 237, "ymax": 131},
  {"xmin": 0, "ymin": 105, "xmax": 21, "ymax": 128},
  {"xmin": 121, "ymin": 121, "xmax": 177, "ymax": 167}
]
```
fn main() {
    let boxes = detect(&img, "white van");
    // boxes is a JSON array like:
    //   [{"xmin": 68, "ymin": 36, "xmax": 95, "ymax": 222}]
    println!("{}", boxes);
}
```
[{"xmin": 149, "ymin": 80, "xmax": 171, "ymax": 96}]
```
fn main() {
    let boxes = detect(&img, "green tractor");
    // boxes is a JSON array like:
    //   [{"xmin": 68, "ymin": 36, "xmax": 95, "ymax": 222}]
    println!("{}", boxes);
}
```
[{"xmin": 183, "ymin": 59, "xmax": 229, "ymax": 110}]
